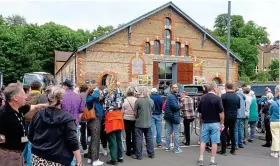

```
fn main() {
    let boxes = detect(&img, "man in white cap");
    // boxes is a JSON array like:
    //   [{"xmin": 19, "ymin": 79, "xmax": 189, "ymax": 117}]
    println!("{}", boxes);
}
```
[{"xmin": 150, "ymin": 88, "xmax": 164, "ymax": 148}]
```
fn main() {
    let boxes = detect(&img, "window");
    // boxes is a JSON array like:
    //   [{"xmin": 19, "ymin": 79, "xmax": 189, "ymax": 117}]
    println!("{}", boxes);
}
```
[
  {"xmin": 175, "ymin": 42, "xmax": 181, "ymax": 56},
  {"xmin": 255, "ymin": 66, "xmax": 259, "ymax": 73},
  {"xmin": 154, "ymin": 40, "xmax": 160, "ymax": 55},
  {"xmin": 158, "ymin": 62, "xmax": 173, "ymax": 93},
  {"xmin": 184, "ymin": 45, "xmax": 189, "ymax": 56},
  {"xmin": 145, "ymin": 42, "xmax": 150, "ymax": 54},
  {"xmin": 164, "ymin": 30, "xmax": 171, "ymax": 55},
  {"xmin": 165, "ymin": 17, "xmax": 171, "ymax": 26}
]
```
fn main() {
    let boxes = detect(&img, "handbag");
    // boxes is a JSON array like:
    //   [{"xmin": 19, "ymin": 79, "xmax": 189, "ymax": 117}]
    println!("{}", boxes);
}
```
[{"xmin": 82, "ymin": 103, "xmax": 96, "ymax": 120}]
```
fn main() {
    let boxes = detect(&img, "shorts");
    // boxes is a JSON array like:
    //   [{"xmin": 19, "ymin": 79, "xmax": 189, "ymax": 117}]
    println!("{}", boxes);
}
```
[{"xmin": 201, "ymin": 122, "xmax": 220, "ymax": 144}]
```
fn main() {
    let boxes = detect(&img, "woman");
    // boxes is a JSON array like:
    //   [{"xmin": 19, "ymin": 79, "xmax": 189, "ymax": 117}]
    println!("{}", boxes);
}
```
[
  {"xmin": 248, "ymin": 91, "xmax": 258, "ymax": 142},
  {"xmin": 104, "ymin": 77, "xmax": 124, "ymax": 165},
  {"xmin": 270, "ymin": 85, "xmax": 280, "ymax": 158},
  {"xmin": 122, "ymin": 87, "xmax": 137, "ymax": 157},
  {"xmin": 28, "ymin": 86, "xmax": 82, "ymax": 166},
  {"xmin": 86, "ymin": 87, "xmax": 105, "ymax": 166},
  {"xmin": 79, "ymin": 84, "xmax": 89, "ymax": 152},
  {"xmin": 181, "ymin": 91, "xmax": 194, "ymax": 146},
  {"xmin": 262, "ymin": 92, "xmax": 274, "ymax": 147}
]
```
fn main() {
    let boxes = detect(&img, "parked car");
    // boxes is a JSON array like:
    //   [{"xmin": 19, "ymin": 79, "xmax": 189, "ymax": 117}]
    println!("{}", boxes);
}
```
[{"xmin": 250, "ymin": 84, "xmax": 277, "ymax": 99}]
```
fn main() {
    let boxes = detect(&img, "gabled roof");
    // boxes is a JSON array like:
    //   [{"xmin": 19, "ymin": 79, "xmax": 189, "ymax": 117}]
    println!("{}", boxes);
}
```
[
  {"xmin": 77, "ymin": 1, "xmax": 242, "ymax": 62},
  {"xmin": 257, "ymin": 45, "xmax": 279, "ymax": 53}
]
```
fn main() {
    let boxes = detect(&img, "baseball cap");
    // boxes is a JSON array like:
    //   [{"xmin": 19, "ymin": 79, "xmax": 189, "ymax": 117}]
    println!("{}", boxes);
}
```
[
  {"xmin": 151, "ymin": 88, "xmax": 158, "ymax": 93},
  {"xmin": 62, "ymin": 80, "xmax": 73, "ymax": 88}
]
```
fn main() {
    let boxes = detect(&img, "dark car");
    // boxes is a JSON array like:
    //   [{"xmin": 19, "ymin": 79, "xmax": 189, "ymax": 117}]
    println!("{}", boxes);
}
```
[
  {"xmin": 251, "ymin": 84, "xmax": 277, "ymax": 99},
  {"xmin": 162, "ymin": 84, "xmax": 204, "ymax": 109}
]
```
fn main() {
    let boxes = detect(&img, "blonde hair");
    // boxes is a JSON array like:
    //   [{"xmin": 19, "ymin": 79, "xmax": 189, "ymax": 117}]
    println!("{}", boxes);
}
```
[
  {"xmin": 138, "ymin": 86, "xmax": 149, "ymax": 98},
  {"xmin": 46, "ymin": 86, "xmax": 65, "ymax": 107}
]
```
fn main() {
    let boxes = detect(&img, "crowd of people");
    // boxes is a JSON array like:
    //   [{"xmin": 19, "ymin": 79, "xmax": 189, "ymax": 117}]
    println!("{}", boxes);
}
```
[{"xmin": 0, "ymin": 79, "xmax": 279, "ymax": 166}]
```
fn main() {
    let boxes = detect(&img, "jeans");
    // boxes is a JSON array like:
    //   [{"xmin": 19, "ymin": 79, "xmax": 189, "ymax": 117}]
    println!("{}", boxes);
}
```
[
  {"xmin": 201, "ymin": 123, "xmax": 220, "ymax": 143},
  {"xmin": 235, "ymin": 119, "xmax": 244, "ymax": 147},
  {"xmin": 244, "ymin": 118, "xmax": 249, "ymax": 140},
  {"xmin": 265, "ymin": 122, "xmax": 272, "ymax": 145},
  {"xmin": 135, "ymin": 127, "xmax": 154, "ymax": 159},
  {"xmin": 71, "ymin": 125, "xmax": 80, "ymax": 166},
  {"xmin": 22, "ymin": 141, "xmax": 32, "ymax": 166},
  {"xmin": 124, "ymin": 120, "xmax": 136, "ymax": 155},
  {"xmin": 249, "ymin": 121, "xmax": 257, "ymax": 140},
  {"xmin": 221, "ymin": 119, "xmax": 236, "ymax": 152},
  {"xmin": 151, "ymin": 114, "xmax": 162, "ymax": 145},
  {"xmin": 100, "ymin": 118, "xmax": 107, "ymax": 149},
  {"xmin": 166, "ymin": 121, "xmax": 180, "ymax": 151}
]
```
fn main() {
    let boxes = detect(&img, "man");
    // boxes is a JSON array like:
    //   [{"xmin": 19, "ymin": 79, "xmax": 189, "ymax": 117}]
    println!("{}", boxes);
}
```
[
  {"xmin": 23, "ymin": 81, "xmax": 48, "ymax": 166},
  {"xmin": 133, "ymin": 86, "xmax": 155, "ymax": 160},
  {"xmin": 61, "ymin": 79, "xmax": 84, "ymax": 123},
  {"xmin": 220, "ymin": 83, "xmax": 240, "ymax": 155},
  {"xmin": 181, "ymin": 91, "xmax": 195, "ymax": 146},
  {"xmin": 61, "ymin": 80, "xmax": 84, "ymax": 166},
  {"xmin": 243, "ymin": 87, "xmax": 252, "ymax": 144},
  {"xmin": 0, "ymin": 82, "xmax": 48, "ymax": 166},
  {"xmin": 197, "ymin": 83, "xmax": 224, "ymax": 166},
  {"xmin": 150, "ymin": 88, "xmax": 164, "ymax": 148},
  {"xmin": 164, "ymin": 84, "xmax": 183, "ymax": 153},
  {"xmin": 235, "ymin": 88, "xmax": 246, "ymax": 149}
]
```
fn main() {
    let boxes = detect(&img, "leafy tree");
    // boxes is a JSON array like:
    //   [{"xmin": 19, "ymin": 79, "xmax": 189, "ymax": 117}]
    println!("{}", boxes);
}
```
[
  {"xmin": 0, "ymin": 15, "xmax": 114, "ymax": 84},
  {"xmin": 269, "ymin": 60, "xmax": 279, "ymax": 81},
  {"xmin": 212, "ymin": 13, "xmax": 269, "ymax": 77},
  {"xmin": 6, "ymin": 15, "xmax": 27, "ymax": 25},
  {"xmin": 251, "ymin": 72, "xmax": 270, "ymax": 84}
]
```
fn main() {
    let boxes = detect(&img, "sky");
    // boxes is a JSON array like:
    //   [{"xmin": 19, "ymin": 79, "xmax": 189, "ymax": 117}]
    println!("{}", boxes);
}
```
[{"xmin": 0, "ymin": 0, "xmax": 279, "ymax": 43}]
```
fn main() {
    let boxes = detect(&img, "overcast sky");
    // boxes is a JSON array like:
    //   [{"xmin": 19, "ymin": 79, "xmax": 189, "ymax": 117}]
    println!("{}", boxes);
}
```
[{"xmin": 0, "ymin": 0, "xmax": 279, "ymax": 43}]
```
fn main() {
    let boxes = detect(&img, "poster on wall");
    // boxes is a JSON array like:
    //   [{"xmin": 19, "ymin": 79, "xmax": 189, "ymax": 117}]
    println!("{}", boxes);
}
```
[
  {"xmin": 193, "ymin": 76, "xmax": 205, "ymax": 85},
  {"xmin": 138, "ymin": 75, "xmax": 152, "ymax": 86}
]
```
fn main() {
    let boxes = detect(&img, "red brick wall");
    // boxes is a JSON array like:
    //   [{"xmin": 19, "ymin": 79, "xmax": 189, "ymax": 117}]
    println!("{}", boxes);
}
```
[{"xmin": 60, "ymin": 7, "xmax": 239, "ymax": 87}]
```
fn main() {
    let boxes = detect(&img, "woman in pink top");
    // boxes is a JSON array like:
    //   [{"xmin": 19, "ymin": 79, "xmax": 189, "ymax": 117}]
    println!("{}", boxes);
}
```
[{"xmin": 122, "ymin": 88, "xmax": 137, "ymax": 157}]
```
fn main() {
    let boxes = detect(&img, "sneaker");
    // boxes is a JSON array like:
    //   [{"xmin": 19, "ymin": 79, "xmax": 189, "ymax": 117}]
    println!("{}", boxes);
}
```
[
  {"xmin": 262, "ymin": 144, "xmax": 271, "ymax": 147},
  {"xmin": 92, "ymin": 159, "xmax": 104, "ymax": 166},
  {"xmin": 230, "ymin": 150, "xmax": 236, "ymax": 155},
  {"xmin": 209, "ymin": 162, "xmax": 218, "ymax": 166},
  {"xmin": 87, "ymin": 159, "xmax": 92, "ymax": 164},
  {"xmin": 106, "ymin": 160, "xmax": 118, "ymax": 165},
  {"xmin": 239, "ymin": 145, "xmax": 244, "ymax": 148},
  {"xmin": 174, "ymin": 148, "xmax": 183, "ymax": 154},
  {"xmin": 165, "ymin": 147, "xmax": 171, "ymax": 152},
  {"xmin": 103, "ymin": 149, "xmax": 108, "ymax": 156},
  {"xmin": 118, "ymin": 159, "xmax": 124, "ymax": 163},
  {"xmin": 248, "ymin": 139, "xmax": 254, "ymax": 143},
  {"xmin": 197, "ymin": 160, "xmax": 204, "ymax": 166},
  {"xmin": 270, "ymin": 152, "xmax": 279, "ymax": 158},
  {"xmin": 157, "ymin": 144, "xmax": 163, "ymax": 148}
]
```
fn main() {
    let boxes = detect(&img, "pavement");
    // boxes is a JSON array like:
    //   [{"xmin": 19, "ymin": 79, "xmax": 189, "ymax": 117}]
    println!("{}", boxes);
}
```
[{"xmin": 82, "ymin": 138, "xmax": 279, "ymax": 166}]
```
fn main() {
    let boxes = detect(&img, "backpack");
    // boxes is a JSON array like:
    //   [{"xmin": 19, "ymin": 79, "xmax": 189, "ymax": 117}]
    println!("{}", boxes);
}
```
[{"xmin": 24, "ymin": 93, "xmax": 42, "ymax": 123}]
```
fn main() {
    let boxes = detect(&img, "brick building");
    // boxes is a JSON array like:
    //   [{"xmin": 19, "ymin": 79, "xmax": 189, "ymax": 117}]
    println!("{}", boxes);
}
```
[
  {"xmin": 56, "ymin": 2, "xmax": 241, "ymax": 91},
  {"xmin": 256, "ymin": 44, "xmax": 279, "ymax": 72}
]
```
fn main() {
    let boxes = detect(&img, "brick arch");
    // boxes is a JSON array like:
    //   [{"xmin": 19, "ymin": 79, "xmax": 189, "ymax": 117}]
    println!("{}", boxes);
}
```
[
  {"xmin": 97, "ymin": 71, "xmax": 117, "ymax": 86},
  {"xmin": 128, "ymin": 55, "xmax": 146, "ymax": 82},
  {"xmin": 208, "ymin": 74, "xmax": 225, "ymax": 84}
]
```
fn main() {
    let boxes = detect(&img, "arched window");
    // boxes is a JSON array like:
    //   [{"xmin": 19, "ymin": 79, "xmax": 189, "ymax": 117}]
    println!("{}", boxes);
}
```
[
  {"xmin": 145, "ymin": 42, "xmax": 150, "ymax": 54},
  {"xmin": 212, "ymin": 77, "xmax": 222, "ymax": 84},
  {"xmin": 154, "ymin": 40, "xmax": 160, "ymax": 55},
  {"xmin": 184, "ymin": 45, "xmax": 189, "ymax": 56},
  {"xmin": 175, "ymin": 42, "xmax": 181, "ymax": 56},
  {"xmin": 164, "ymin": 30, "xmax": 171, "ymax": 55},
  {"xmin": 165, "ymin": 17, "xmax": 171, "ymax": 26},
  {"xmin": 101, "ymin": 74, "xmax": 108, "ymax": 86}
]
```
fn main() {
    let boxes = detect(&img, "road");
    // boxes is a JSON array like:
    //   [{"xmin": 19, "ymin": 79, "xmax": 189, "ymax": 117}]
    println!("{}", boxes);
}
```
[{"xmin": 82, "ymin": 138, "xmax": 279, "ymax": 166}]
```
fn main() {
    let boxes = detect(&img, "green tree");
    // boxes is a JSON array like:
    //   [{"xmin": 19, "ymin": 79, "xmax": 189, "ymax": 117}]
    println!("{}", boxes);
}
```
[
  {"xmin": 212, "ymin": 13, "xmax": 269, "ymax": 77},
  {"xmin": 6, "ymin": 15, "xmax": 27, "ymax": 25},
  {"xmin": 269, "ymin": 60, "xmax": 279, "ymax": 81}
]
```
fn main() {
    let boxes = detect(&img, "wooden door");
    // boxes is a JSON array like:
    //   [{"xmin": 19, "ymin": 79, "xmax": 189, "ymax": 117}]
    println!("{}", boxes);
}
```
[{"xmin": 177, "ymin": 63, "xmax": 193, "ymax": 84}]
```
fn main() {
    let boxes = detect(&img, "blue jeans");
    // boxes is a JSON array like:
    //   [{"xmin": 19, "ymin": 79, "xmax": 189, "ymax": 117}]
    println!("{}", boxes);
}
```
[
  {"xmin": 151, "ymin": 114, "xmax": 162, "ymax": 145},
  {"xmin": 235, "ymin": 119, "xmax": 244, "ymax": 147},
  {"xmin": 165, "ymin": 121, "xmax": 180, "ymax": 151},
  {"xmin": 23, "ymin": 141, "xmax": 32, "ymax": 166},
  {"xmin": 249, "ymin": 121, "xmax": 257, "ymax": 140},
  {"xmin": 71, "ymin": 125, "xmax": 80, "ymax": 166}
]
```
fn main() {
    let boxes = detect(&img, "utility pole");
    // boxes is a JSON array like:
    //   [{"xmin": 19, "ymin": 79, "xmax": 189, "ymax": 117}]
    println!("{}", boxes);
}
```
[{"xmin": 226, "ymin": 1, "xmax": 231, "ymax": 83}]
